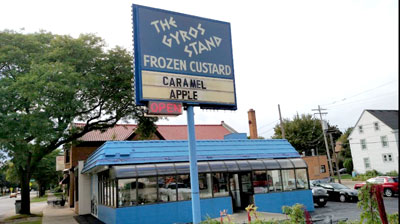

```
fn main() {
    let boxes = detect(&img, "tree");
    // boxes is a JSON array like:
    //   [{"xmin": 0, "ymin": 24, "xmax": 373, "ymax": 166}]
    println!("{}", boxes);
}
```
[
  {"xmin": 272, "ymin": 114, "xmax": 342, "ymax": 156},
  {"xmin": 32, "ymin": 149, "xmax": 62, "ymax": 197},
  {"xmin": 0, "ymin": 30, "xmax": 156, "ymax": 214}
]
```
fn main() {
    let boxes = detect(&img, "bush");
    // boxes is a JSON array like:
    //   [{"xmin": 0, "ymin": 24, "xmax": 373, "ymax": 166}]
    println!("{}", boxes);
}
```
[
  {"xmin": 385, "ymin": 170, "xmax": 398, "ymax": 177},
  {"xmin": 343, "ymin": 159, "xmax": 353, "ymax": 174},
  {"xmin": 365, "ymin": 170, "xmax": 380, "ymax": 177}
]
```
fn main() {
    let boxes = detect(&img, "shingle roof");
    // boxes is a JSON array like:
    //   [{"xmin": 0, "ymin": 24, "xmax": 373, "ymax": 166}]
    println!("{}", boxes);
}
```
[
  {"xmin": 75, "ymin": 122, "xmax": 235, "ymax": 142},
  {"xmin": 366, "ymin": 110, "xmax": 398, "ymax": 130},
  {"xmin": 82, "ymin": 139, "xmax": 301, "ymax": 173}
]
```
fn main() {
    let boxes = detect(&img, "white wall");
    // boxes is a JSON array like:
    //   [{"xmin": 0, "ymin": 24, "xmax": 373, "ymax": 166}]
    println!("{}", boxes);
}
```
[
  {"xmin": 91, "ymin": 174, "xmax": 98, "ymax": 217},
  {"xmin": 349, "ymin": 111, "xmax": 398, "ymax": 174},
  {"xmin": 78, "ymin": 161, "xmax": 91, "ymax": 215}
]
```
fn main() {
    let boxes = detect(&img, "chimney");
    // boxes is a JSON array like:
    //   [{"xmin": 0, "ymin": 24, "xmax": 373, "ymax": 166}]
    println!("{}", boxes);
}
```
[{"xmin": 248, "ymin": 109, "xmax": 258, "ymax": 139}]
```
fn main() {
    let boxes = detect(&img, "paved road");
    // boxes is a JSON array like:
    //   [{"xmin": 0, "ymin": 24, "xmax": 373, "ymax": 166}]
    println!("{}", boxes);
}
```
[
  {"xmin": 311, "ymin": 196, "xmax": 399, "ymax": 223},
  {"xmin": 0, "ymin": 192, "xmax": 45, "ymax": 221}
]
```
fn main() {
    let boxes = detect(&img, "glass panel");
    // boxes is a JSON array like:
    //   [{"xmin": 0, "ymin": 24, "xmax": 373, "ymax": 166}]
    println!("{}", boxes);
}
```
[
  {"xmin": 137, "ymin": 177, "xmax": 158, "ymax": 205},
  {"xmin": 175, "ymin": 162, "xmax": 190, "ymax": 174},
  {"xmin": 158, "ymin": 175, "xmax": 177, "ymax": 202},
  {"xmin": 156, "ymin": 163, "xmax": 176, "ymax": 175},
  {"xmin": 224, "ymin": 161, "xmax": 240, "ymax": 171},
  {"xmin": 290, "ymin": 158, "xmax": 307, "ymax": 168},
  {"xmin": 118, "ymin": 178, "xmax": 137, "ymax": 207},
  {"xmin": 209, "ymin": 161, "xmax": 227, "ymax": 172},
  {"xmin": 229, "ymin": 174, "xmax": 240, "ymax": 207},
  {"xmin": 249, "ymin": 160, "xmax": 266, "ymax": 170},
  {"xmin": 198, "ymin": 162, "xmax": 211, "ymax": 173},
  {"xmin": 281, "ymin": 169, "xmax": 296, "ymax": 191},
  {"xmin": 277, "ymin": 159, "xmax": 294, "ymax": 169},
  {"xmin": 213, "ymin": 173, "xmax": 229, "ymax": 197},
  {"xmin": 262, "ymin": 159, "xmax": 280, "ymax": 170},
  {"xmin": 113, "ymin": 165, "xmax": 137, "ymax": 178},
  {"xmin": 253, "ymin": 171, "xmax": 269, "ymax": 194},
  {"xmin": 136, "ymin": 164, "xmax": 157, "ymax": 177},
  {"xmin": 199, "ymin": 173, "xmax": 212, "ymax": 198},
  {"xmin": 237, "ymin": 160, "xmax": 251, "ymax": 171},
  {"xmin": 267, "ymin": 170, "xmax": 282, "ymax": 192},
  {"xmin": 177, "ymin": 175, "xmax": 191, "ymax": 201},
  {"xmin": 295, "ymin": 169, "xmax": 309, "ymax": 189}
]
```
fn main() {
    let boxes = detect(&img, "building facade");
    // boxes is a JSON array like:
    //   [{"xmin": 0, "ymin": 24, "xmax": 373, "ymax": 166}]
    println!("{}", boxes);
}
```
[
  {"xmin": 63, "ymin": 122, "xmax": 237, "ymax": 210},
  {"xmin": 349, "ymin": 110, "xmax": 398, "ymax": 174},
  {"xmin": 78, "ymin": 139, "xmax": 314, "ymax": 224}
]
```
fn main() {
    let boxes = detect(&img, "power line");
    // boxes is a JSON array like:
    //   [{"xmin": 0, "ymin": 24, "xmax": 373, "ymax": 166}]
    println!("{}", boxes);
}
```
[
  {"xmin": 258, "ymin": 119, "xmax": 279, "ymax": 131},
  {"xmin": 322, "ymin": 80, "xmax": 396, "ymax": 107}
]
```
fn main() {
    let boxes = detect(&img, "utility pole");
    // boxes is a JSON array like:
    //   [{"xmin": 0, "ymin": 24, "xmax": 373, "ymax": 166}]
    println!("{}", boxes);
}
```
[
  {"xmin": 278, "ymin": 104, "xmax": 285, "ymax": 139},
  {"xmin": 329, "ymin": 132, "xmax": 342, "ymax": 183},
  {"xmin": 312, "ymin": 105, "xmax": 334, "ymax": 180}
]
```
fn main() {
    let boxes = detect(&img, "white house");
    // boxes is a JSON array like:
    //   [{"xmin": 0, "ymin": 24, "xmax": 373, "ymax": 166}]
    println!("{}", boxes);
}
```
[{"xmin": 349, "ymin": 110, "xmax": 398, "ymax": 174}]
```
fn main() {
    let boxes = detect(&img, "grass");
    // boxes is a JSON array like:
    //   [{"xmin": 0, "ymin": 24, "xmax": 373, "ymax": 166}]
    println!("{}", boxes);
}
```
[
  {"xmin": 3, "ymin": 213, "xmax": 42, "ymax": 224},
  {"xmin": 334, "ymin": 174, "xmax": 352, "ymax": 179},
  {"xmin": 31, "ymin": 195, "xmax": 48, "ymax": 203}
]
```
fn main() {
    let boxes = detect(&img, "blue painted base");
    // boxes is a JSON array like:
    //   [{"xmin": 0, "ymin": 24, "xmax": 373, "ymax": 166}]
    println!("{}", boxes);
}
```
[
  {"xmin": 254, "ymin": 190, "xmax": 315, "ymax": 213},
  {"xmin": 98, "ymin": 197, "xmax": 232, "ymax": 224}
]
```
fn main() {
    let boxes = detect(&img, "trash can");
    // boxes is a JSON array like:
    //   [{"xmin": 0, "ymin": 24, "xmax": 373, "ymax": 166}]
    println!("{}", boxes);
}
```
[{"xmin": 15, "ymin": 200, "xmax": 21, "ymax": 214}]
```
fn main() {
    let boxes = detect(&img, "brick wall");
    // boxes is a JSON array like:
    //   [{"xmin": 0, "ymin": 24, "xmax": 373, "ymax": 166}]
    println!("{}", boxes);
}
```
[{"xmin": 302, "ymin": 155, "xmax": 330, "ymax": 180}]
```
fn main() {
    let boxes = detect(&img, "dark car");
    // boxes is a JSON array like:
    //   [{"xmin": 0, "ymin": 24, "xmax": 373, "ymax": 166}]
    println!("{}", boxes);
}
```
[
  {"xmin": 310, "ymin": 181, "xmax": 329, "ymax": 207},
  {"xmin": 316, "ymin": 182, "xmax": 358, "ymax": 202}
]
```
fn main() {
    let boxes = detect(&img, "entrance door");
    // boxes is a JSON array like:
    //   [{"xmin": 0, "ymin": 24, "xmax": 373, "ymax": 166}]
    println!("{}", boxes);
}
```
[{"xmin": 229, "ymin": 172, "xmax": 254, "ymax": 211}]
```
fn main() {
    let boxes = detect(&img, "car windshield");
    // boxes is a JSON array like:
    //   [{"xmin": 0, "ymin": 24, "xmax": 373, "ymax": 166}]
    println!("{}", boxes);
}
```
[{"xmin": 330, "ymin": 183, "xmax": 349, "ymax": 189}]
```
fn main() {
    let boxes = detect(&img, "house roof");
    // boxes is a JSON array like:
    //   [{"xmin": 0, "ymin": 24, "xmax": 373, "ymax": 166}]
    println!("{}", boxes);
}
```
[
  {"xmin": 82, "ymin": 139, "xmax": 301, "ymax": 173},
  {"xmin": 366, "ymin": 110, "xmax": 398, "ymax": 130},
  {"xmin": 74, "ymin": 122, "xmax": 236, "ymax": 142}
]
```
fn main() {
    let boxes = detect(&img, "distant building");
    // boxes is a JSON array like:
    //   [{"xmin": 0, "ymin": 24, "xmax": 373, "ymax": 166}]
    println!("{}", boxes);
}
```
[
  {"xmin": 302, "ymin": 155, "xmax": 330, "ymax": 180},
  {"xmin": 348, "ymin": 110, "xmax": 398, "ymax": 174}
]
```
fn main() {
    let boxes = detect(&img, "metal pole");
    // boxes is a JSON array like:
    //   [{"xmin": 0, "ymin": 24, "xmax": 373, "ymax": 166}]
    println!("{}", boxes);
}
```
[
  {"xmin": 186, "ymin": 106, "xmax": 201, "ymax": 224},
  {"xmin": 329, "ymin": 132, "xmax": 342, "ymax": 183},
  {"xmin": 278, "ymin": 104, "xmax": 285, "ymax": 139}
]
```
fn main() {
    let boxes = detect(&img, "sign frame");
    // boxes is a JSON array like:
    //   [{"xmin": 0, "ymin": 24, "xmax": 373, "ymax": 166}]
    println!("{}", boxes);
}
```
[{"xmin": 132, "ymin": 4, "xmax": 237, "ymax": 110}]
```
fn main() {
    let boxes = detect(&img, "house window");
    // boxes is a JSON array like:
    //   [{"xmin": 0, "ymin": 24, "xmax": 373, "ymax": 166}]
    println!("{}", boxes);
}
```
[
  {"xmin": 65, "ymin": 149, "xmax": 70, "ymax": 163},
  {"xmin": 360, "ymin": 139, "xmax": 367, "ymax": 150},
  {"xmin": 363, "ymin": 158, "xmax": 371, "ymax": 169},
  {"xmin": 381, "ymin": 136, "xmax": 388, "ymax": 147},
  {"xmin": 320, "ymin": 165, "xmax": 326, "ymax": 173},
  {"xmin": 374, "ymin": 122, "xmax": 380, "ymax": 131},
  {"xmin": 382, "ymin": 154, "xmax": 393, "ymax": 162},
  {"xmin": 358, "ymin": 125, "xmax": 363, "ymax": 134}
]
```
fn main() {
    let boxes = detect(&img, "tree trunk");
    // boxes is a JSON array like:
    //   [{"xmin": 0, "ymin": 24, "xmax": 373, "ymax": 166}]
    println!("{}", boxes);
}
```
[
  {"xmin": 38, "ymin": 182, "xmax": 45, "ymax": 197},
  {"xmin": 19, "ymin": 170, "xmax": 31, "ymax": 214}
]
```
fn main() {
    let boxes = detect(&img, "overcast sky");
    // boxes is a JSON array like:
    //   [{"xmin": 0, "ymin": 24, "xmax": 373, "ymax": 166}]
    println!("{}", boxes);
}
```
[{"xmin": 1, "ymin": 0, "xmax": 398, "ymax": 138}]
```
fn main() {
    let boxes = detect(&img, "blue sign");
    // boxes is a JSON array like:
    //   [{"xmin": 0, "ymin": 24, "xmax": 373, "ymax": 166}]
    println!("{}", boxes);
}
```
[{"xmin": 132, "ymin": 4, "xmax": 237, "ymax": 110}]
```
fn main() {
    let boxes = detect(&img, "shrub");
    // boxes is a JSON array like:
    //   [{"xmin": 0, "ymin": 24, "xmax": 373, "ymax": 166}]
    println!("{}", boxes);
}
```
[
  {"xmin": 282, "ymin": 204, "xmax": 305, "ymax": 224},
  {"xmin": 385, "ymin": 170, "xmax": 398, "ymax": 177},
  {"xmin": 343, "ymin": 159, "xmax": 353, "ymax": 174}
]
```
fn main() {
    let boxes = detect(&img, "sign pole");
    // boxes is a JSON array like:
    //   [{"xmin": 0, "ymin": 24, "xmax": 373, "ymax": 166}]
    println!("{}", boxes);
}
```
[{"xmin": 186, "ymin": 105, "xmax": 201, "ymax": 224}]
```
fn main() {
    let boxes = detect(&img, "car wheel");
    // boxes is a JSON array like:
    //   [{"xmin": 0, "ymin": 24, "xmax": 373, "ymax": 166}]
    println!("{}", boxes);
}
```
[
  {"xmin": 317, "ymin": 201, "xmax": 327, "ymax": 207},
  {"xmin": 384, "ymin": 188, "xmax": 393, "ymax": 197},
  {"xmin": 339, "ymin": 194, "xmax": 346, "ymax": 202}
]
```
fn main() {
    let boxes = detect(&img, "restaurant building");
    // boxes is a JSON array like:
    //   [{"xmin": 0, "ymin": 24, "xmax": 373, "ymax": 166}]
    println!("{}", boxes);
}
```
[{"xmin": 76, "ymin": 137, "xmax": 314, "ymax": 224}]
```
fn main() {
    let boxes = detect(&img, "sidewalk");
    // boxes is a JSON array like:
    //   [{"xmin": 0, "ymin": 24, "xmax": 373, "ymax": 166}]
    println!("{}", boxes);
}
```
[{"xmin": 42, "ymin": 194, "xmax": 78, "ymax": 224}]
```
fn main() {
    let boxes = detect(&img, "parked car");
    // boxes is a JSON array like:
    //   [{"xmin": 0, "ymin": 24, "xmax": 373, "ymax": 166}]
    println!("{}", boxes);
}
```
[
  {"xmin": 316, "ymin": 182, "xmax": 358, "ymax": 202},
  {"xmin": 10, "ymin": 192, "xmax": 17, "ymax": 198},
  {"xmin": 310, "ymin": 180, "xmax": 329, "ymax": 207},
  {"xmin": 354, "ymin": 176, "xmax": 398, "ymax": 197}
]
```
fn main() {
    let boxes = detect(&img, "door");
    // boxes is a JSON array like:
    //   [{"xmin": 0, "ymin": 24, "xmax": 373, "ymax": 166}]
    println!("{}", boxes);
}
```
[
  {"xmin": 239, "ymin": 172, "xmax": 253, "ymax": 209},
  {"xmin": 229, "ymin": 172, "xmax": 254, "ymax": 211}
]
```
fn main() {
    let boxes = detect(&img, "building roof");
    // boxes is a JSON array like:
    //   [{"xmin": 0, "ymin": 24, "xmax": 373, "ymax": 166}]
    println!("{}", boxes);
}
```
[
  {"xmin": 366, "ymin": 110, "xmax": 398, "ymax": 130},
  {"xmin": 75, "ymin": 121, "xmax": 236, "ymax": 142},
  {"xmin": 82, "ymin": 139, "xmax": 301, "ymax": 173}
]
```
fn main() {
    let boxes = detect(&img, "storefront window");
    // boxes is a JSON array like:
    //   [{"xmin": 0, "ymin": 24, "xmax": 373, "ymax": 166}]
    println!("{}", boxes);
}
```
[
  {"xmin": 199, "ymin": 173, "xmax": 212, "ymax": 198},
  {"xmin": 118, "ymin": 178, "xmax": 137, "ymax": 207},
  {"xmin": 212, "ymin": 173, "xmax": 229, "ymax": 197},
  {"xmin": 252, "ymin": 170, "xmax": 268, "ymax": 194},
  {"xmin": 158, "ymin": 175, "xmax": 177, "ymax": 202},
  {"xmin": 267, "ymin": 170, "xmax": 282, "ymax": 192},
  {"xmin": 137, "ymin": 177, "xmax": 158, "ymax": 205},
  {"xmin": 295, "ymin": 169, "xmax": 309, "ymax": 189},
  {"xmin": 281, "ymin": 169, "xmax": 296, "ymax": 191},
  {"xmin": 177, "ymin": 175, "xmax": 191, "ymax": 201}
]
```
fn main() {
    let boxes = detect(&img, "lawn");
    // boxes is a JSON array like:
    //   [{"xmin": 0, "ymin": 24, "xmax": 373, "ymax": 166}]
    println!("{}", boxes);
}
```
[
  {"xmin": 31, "ymin": 195, "xmax": 48, "ymax": 203},
  {"xmin": 3, "ymin": 213, "xmax": 42, "ymax": 224}
]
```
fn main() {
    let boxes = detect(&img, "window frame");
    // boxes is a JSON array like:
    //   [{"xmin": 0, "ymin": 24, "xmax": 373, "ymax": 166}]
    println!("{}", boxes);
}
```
[
  {"xmin": 363, "ymin": 157, "xmax": 371, "ymax": 169},
  {"xmin": 381, "ymin": 136, "xmax": 389, "ymax": 148},
  {"xmin": 360, "ymin": 139, "xmax": 367, "ymax": 150},
  {"xmin": 358, "ymin": 125, "xmax": 363, "ymax": 134},
  {"xmin": 374, "ymin": 122, "xmax": 380, "ymax": 131}
]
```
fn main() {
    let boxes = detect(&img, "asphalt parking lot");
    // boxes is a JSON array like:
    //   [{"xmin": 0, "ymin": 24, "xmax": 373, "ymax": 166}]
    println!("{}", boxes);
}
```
[{"xmin": 310, "ymin": 196, "xmax": 399, "ymax": 223}]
